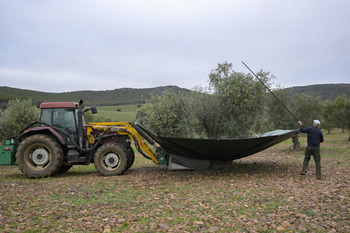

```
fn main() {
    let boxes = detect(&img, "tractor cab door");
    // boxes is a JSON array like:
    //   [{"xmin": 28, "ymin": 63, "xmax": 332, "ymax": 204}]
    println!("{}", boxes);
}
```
[{"xmin": 41, "ymin": 108, "xmax": 78, "ymax": 143}]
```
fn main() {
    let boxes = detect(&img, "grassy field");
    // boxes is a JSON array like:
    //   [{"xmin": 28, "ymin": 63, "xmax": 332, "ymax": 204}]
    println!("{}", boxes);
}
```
[
  {"xmin": 94, "ymin": 105, "xmax": 140, "ymax": 122},
  {"xmin": 0, "ymin": 130, "xmax": 349, "ymax": 232}
]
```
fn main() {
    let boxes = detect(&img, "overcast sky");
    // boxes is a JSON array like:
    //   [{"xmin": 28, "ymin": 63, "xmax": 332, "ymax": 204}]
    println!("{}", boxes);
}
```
[{"xmin": 1, "ymin": 0, "xmax": 349, "ymax": 92}]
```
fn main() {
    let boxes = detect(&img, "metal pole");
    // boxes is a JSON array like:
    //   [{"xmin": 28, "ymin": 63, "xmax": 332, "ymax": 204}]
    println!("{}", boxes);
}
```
[{"xmin": 242, "ymin": 61, "xmax": 300, "ymax": 122}]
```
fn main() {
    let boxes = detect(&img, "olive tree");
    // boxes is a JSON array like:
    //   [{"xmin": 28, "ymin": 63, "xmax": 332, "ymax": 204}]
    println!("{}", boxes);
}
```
[
  {"xmin": 288, "ymin": 94, "xmax": 324, "ymax": 149},
  {"xmin": 187, "ymin": 86, "xmax": 227, "ymax": 138},
  {"xmin": 323, "ymin": 100, "xmax": 337, "ymax": 134},
  {"xmin": 345, "ymin": 100, "xmax": 350, "ymax": 141},
  {"xmin": 331, "ymin": 95, "xmax": 350, "ymax": 140},
  {"xmin": 264, "ymin": 88, "xmax": 301, "ymax": 149},
  {"xmin": 140, "ymin": 61, "xmax": 272, "ymax": 139},
  {"xmin": 265, "ymin": 88, "xmax": 296, "ymax": 130},
  {"xmin": 0, "ymin": 99, "xmax": 40, "ymax": 143},
  {"xmin": 332, "ymin": 95, "xmax": 348, "ymax": 132},
  {"xmin": 291, "ymin": 94, "xmax": 324, "ymax": 127},
  {"xmin": 208, "ymin": 62, "xmax": 271, "ymax": 138},
  {"xmin": 140, "ymin": 90, "xmax": 191, "ymax": 137}
]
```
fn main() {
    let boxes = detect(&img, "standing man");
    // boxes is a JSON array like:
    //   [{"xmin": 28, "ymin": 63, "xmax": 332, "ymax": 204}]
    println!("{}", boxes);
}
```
[{"xmin": 298, "ymin": 120, "xmax": 324, "ymax": 180}]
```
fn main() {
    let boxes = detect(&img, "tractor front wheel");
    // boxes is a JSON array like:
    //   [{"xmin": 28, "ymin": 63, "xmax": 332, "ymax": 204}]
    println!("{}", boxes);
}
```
[
  {"xmin": 126, "ymin": 147, "xmax": 135, "ymax": 170},
  {"xmin": 16, "ymin": 135, "xmax": 64, "ymax": 178},
  {"xmin": 94, "ymin": 143, "xmax": 128, "ymax": 176}
]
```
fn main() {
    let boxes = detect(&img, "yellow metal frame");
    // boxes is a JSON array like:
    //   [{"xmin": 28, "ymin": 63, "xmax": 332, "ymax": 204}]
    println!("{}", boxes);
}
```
[{"xmin": 86, "ymin": 122, "xmax": 159, "ymax": 164}]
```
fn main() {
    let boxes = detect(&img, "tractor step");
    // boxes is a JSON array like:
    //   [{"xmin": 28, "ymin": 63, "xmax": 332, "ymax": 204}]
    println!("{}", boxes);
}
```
[{"xmin": 67, "ymin": 149, "xmax": 81, "ymax": 162}]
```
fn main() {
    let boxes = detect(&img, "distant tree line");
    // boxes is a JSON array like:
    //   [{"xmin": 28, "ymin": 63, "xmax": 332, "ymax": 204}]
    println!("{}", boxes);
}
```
[{"xmin": 0, "ymin": 86, "xmax": 187, "ymax": 108}]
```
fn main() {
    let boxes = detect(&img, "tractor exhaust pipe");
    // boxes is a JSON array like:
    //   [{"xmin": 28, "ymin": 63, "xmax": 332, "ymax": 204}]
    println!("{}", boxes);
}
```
[{"xmin": 77, "ymin": 100, "xmax": 84, "ymax": 148}]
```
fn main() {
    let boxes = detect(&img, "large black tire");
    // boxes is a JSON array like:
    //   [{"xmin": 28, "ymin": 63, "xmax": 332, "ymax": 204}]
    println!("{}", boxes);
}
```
[
  {"xmin": 16, "ymin": 135, "xmax": 64, "ymax": 178},
  {"xmin": 94, "ymin": 143, "xmax": 128, "ymax": 176},
  {"xmin": 126, "ymin": 147, "xmax": 135, "ymax": 170}
]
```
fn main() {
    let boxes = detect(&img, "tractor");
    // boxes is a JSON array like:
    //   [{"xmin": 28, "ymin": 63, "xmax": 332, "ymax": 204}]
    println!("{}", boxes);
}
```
[{"xmin": 15, "ymin": 100, "xmax": 163, "ymax": 178}]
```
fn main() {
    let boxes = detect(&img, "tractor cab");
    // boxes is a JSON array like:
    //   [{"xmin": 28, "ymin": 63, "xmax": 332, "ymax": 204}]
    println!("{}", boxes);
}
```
[
  {"xmin": 39, "ymin": 101, "xmax": 97, "ymax": 145},
  {"xmin": 40, "ymin": 102, "xmax": 81, "ymax": 140}
]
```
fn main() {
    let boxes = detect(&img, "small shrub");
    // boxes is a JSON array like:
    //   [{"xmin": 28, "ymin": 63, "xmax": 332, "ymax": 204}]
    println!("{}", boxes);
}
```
[{"xmin": 0, "ymin": 99, "xmax": 40, "ymax": 143}]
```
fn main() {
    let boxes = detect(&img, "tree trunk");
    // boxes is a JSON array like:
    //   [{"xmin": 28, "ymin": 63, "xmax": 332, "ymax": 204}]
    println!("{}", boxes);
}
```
[{"xmin": 292, "ymin": 135, "xmax": 300, "ymax": 150}]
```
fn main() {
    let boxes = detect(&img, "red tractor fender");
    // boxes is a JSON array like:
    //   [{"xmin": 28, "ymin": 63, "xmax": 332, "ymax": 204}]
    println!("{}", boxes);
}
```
[{"xmin": 18, "ymin": 126, "xmax": 67, "ymax": 146}]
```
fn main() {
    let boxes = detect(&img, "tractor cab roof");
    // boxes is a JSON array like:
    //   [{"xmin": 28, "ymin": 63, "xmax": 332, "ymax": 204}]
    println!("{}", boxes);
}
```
[{"xmin": 40, "ymin": 102, "xmax": 78, "ymax": 109}]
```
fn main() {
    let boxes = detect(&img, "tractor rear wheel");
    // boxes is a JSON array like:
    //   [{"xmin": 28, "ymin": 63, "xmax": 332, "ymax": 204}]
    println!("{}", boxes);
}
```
[
  {"xmin": 94, "ymin": 143, "xmax": 128, "ymax": 176},
  {"xmin": 16, "ymin": 134, "xmax": 64, "ymax": 178}
]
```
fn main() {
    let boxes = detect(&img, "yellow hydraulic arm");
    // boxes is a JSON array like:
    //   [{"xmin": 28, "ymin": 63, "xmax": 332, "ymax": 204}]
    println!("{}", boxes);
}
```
[{"xmin": 86, "ymin": 122, "xmax": 161, "ymax": 164}]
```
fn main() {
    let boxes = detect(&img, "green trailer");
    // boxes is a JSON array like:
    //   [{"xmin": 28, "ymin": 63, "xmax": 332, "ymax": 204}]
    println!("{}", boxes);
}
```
[{"xmin": 0, "ymin": 139, "xmax": 18, "ymax": 165}]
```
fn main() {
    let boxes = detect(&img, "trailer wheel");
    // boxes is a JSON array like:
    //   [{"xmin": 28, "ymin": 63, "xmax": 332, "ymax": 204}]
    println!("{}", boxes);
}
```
[
  {"xmin": 94, "ymin": 143, "xmax": 128, "ymax": 176},
  {"xmin": 126, "ymin": 147, "xmax": 135, "ymax": 170},
  {"xmin": 16, "ymin": 135, "xmax": 63, "ymax": 178}
]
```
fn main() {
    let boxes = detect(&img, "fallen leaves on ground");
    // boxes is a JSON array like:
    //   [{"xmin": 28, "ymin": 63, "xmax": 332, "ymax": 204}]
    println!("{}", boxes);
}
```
[{"xmin": 0, "ymin": 133, "xmax": 349, "ymax": 232}]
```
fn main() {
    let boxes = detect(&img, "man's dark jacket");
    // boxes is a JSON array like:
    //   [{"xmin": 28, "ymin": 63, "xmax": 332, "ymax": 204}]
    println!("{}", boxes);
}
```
[{"xmin": 300, "ymin": 126, "xmax": 324, "ymax": 147}]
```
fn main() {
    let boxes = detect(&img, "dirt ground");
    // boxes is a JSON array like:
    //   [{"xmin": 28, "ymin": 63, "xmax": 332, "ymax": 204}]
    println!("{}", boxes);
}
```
[{"xmin": 0, "ymin": 132, "xmax": 349, "ymax": 232}]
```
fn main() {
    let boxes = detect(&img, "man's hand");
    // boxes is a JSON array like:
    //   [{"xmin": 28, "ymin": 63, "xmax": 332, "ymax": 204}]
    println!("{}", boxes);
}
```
[{"xmin": 298, "ymin": 121, "xmax": 303, "ymax": 126}]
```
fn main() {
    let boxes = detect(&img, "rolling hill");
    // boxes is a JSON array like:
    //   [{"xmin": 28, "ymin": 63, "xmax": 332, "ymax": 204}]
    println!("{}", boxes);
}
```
[
  {"xmin": 0, "ymin": 83, "xmax": 349, "ymax": 109},
  {"xmin": 0, "ymin": 85, "xmax": 188, "ymax": 108},
  {"xmin": 282, "ymin": 83, "xmax": 350, "ymax": 101}
]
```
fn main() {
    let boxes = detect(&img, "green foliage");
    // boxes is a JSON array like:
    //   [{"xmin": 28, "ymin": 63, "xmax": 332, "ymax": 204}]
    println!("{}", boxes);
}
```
[
  {"xmin": 323, "ymin": 100, "xmax": 337, "ymax": 132},
  {"xmin": 266, "ymin": 91, "xmax": 325, "ymax": 149},
  {"xmin": 0, "ymin": 99, "xmax": 40, "ymax": 143},
  {"xmin": 344, "ymin": 100, "xmax": 350, "ymax": 140},
  {"xmin": 290, "ymin": 93, "xmax": 324, "ymax": 128},
  {"xmin": 327, "ymin": 95, "xmax": 350, "ymax": 140},
  {"xmin": 345, "ymin": 100, "xmax": 350, "ymax": 131},
  {"xmin": 265, "ymin": 88, "xmax": 296, "ymax": 130},
  {"xmin": 208, "ymin": 62, "xmax": 271, "ymax": 138},
  {"xmin": 141, "ymin": 62, "xmax": 272, "ymax": 139},
  {"xmin": 188, "ymin": 86, "xmax": 227, "ymax": 138},
  {"xmin": 138, "ymin": 61, "xmax": 349, "ymax": 141},
  {"xmin": 140, "ymin": 91, "xmax": 191, "ymax": 137},
  {"xmin": 332, "ymin": 94, "xmax": 349, "ymax": 130}
]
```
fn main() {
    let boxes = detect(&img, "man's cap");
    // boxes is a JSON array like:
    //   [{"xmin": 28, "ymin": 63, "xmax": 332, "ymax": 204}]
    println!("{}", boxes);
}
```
[{"xmin": 313, "ymin": 120, "xmax": 320, "ymax": 126}]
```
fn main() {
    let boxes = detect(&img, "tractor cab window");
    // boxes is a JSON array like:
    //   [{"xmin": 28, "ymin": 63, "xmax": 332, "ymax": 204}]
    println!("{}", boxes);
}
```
[
  {"xmin": 40, "ymin": 109, "xmax": 52, "ymax": 125},
  {"xmin": 52, "ymin": 109, "xmax": 77, "ymax": 134}
]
